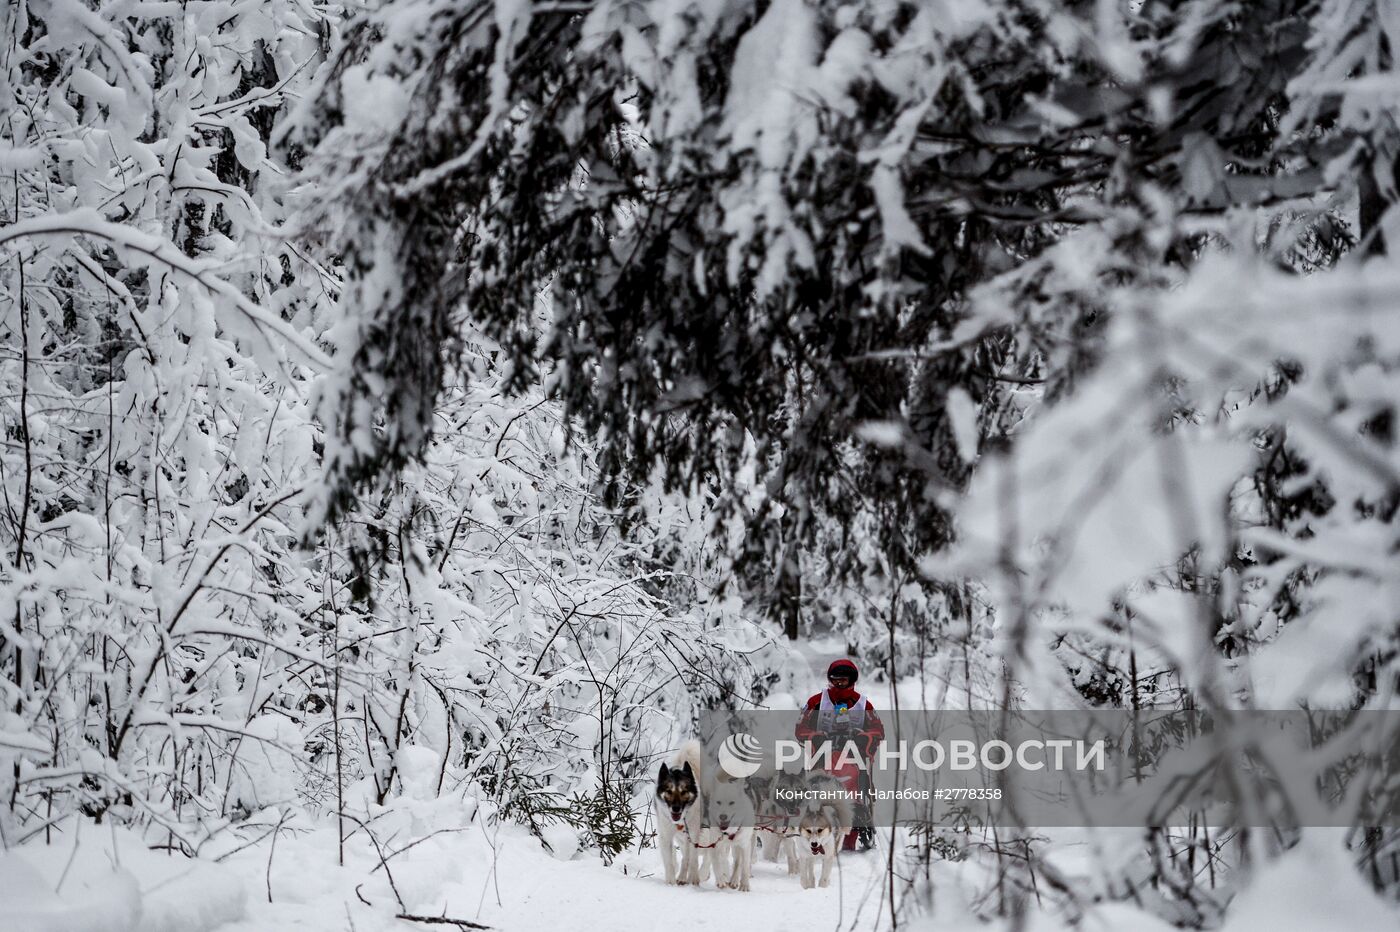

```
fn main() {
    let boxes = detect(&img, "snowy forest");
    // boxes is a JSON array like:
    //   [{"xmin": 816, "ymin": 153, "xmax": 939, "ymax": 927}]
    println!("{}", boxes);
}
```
[{"xmin": 2, "ymin": 0, "xmax": 1400, "ymax": 929}]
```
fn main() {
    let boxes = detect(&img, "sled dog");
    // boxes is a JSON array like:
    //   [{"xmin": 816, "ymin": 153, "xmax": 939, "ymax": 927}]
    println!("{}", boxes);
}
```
[
  {"xmin": 654, "ymin": 741, "xmax": 705, "ymax": 885},
  {"xmin": 702, "ymin": 776, "xmax": 756, "ymax": 891},
  {"xmin": 795, "ymin": 793, "xmax": 852, "ymax": 890},
  {"xmin": 752, "ymin": 769, "xmax": 805, "ymax": 873}
]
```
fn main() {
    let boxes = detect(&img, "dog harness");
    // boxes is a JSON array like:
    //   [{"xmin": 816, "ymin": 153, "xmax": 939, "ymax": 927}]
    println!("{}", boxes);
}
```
[
  {"xmin": 690, "ymin": 829, "xmax": 736, "ymax": 849},
  {"xmin": 754, "ymin": 813, "xmax": 789, "ymax": 829},
  {"xmin": 816, "ymin": 689, "xmax": 870, "ymax": 732},
  {"xmin": 754, "ymin": 813, "xmax": 799, "ymax": 838},
  {"xmin": 671, "ymin": 817, "xmax": 736, "ymax": 848}
]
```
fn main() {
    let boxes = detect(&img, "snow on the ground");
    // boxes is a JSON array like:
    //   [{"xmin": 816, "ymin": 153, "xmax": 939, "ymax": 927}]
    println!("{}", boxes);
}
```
[
  {"xmin": 1217, "ymin": 829, "xmax": 1400, "ymax": 932},
  {"xmin": 6, "ymin": 805, "xmax": 1398, "ymax": 931},
  {"xmin": 1, "ymin": 819, "xmax": 245, "ymax": 932},
  {"xmin": 212, "ymin": 799, "xmax": 899, "ymax": 932},
  {"xmin": 5, "ymin": 653, "xmax": 1398, "ymax": 932},
  {"xmin": 1, "ymin": 800, "xmax": 899, "ymax": 932}
]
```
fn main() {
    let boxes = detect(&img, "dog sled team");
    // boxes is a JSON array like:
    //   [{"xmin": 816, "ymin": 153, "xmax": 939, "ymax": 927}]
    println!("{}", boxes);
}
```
[
  {"xmin": 654, "ymin": 658, "xmax": 884, "ymax": 891},
  {"xmin": 655, "ymin": 745, "xmax": 854, "ymax": 890}
]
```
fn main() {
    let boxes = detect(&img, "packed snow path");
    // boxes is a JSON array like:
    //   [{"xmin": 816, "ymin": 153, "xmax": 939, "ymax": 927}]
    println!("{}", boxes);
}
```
[
  {"xmin": 411, "ymin": 837, "xmax": 889, "ymax": 932},
  {"xmin": 213, "ymin": 817, "xmax": 892, "ymax": 932},
  {"xmin": 4, "ymin": 809, "xmax": 893, "ymax": 932}
]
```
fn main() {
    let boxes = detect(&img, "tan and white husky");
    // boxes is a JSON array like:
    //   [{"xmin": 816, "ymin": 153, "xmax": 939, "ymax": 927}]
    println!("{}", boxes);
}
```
[{"xmin": 795, "ymin": 795, "xmax": 852, "ymax": 889}]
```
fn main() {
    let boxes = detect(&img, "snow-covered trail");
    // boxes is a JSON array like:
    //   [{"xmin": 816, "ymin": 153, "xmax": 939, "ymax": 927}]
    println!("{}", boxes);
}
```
[
  {"xmin": 6, "ymin": 799, "xmax": 905, "ymax": 932},
  {"xmin": 199, "ymin": 807, "xmax": 894, "ymax": 932},
  {"xmin": 441, "ymin": 838, "xmax": 891, "ymax": 932}
]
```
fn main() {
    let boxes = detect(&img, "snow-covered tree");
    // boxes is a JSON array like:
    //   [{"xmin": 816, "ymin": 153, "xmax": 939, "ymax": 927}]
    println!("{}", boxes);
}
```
[{"xmin": 1, "ymin": 0, "xmax": 780, "ymax": 859}]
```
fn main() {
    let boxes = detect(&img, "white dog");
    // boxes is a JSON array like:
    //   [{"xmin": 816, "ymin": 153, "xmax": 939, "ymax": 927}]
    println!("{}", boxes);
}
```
[
  {"xmin": 701, "ymin": 777, "xmax": 756, "ymax": 891},
  {"xmin": 795, "ymin": 798, "xmax": 851, "ymax": 890},
  {"xmin": 654, "ymin": 741, "xmax": 706, "ymax": 885}
]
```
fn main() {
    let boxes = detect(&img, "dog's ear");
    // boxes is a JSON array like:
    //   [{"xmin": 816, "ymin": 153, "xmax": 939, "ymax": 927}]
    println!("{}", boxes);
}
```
[
  {"xmin": 681, "ymin": 761, "xmax": 694, "ymax": 779},
  {"xmin": 658, "ymin": 762, "xmax": 669, "ymax": 782}
]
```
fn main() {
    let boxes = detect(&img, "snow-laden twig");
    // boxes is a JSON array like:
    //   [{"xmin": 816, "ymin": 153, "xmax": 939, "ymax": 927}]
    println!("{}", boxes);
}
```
[{"xmin": 0, "ymin": 210, "xmax": 331, "ymax": 371}]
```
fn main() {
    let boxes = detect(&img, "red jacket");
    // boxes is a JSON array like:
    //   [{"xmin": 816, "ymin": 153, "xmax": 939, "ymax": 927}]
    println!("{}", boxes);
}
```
[{"xmin": 794, "ymin": 686, "xmax": 885, "ymax": 757}]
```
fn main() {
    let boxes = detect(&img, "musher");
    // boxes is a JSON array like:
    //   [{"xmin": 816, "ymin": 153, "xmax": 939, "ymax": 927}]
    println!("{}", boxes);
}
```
[{"xmin": 794, "ymin": 658, "xmax": 885, "ymax": 851}]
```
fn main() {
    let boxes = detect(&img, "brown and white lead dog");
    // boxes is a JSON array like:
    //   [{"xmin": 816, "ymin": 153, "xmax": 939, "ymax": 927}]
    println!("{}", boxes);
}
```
[{"xmin": 654, "ymin": 741, "xmax": 706, "ymax": 885}]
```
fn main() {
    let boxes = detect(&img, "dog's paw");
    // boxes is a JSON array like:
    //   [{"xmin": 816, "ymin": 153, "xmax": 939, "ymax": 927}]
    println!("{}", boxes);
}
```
[{"xmin": 819, "ymin": 877, "xmax": 830, "ymax": 888}]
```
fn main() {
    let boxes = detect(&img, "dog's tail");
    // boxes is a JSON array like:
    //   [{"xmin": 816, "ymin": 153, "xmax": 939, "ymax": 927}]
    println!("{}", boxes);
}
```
[{"xmin": 673, "ymin": 739, "xmax": 706, "ymax": 783}]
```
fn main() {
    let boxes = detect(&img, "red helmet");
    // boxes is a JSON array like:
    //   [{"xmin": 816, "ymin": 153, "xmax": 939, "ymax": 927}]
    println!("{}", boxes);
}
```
[{"xmin": 827, "ymin": 658, "xmax": 859, "ymax": 683}]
